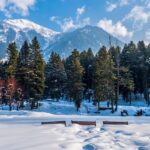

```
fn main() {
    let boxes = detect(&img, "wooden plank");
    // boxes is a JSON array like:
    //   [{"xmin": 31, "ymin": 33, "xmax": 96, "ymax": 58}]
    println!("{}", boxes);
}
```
[
  {"xmin": 103, "ymin": 121, "xmax": 128, "ymax": 125},
  {"xmin": 71, "ymin": 121, "xmax": 96, "ymax": 126},
  {"xmin": 41, "ymin": 121, "xmax": 66, "ymax": 126},
  {"xmin": 99, "ymin": 107, "xmax": 112, "ymax": 110}
]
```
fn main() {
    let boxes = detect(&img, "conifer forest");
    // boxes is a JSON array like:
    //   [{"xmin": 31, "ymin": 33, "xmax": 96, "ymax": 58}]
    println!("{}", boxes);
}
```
[{"xmin": 0, "ymin": 37, "xmax": 150, "ymax": 112}]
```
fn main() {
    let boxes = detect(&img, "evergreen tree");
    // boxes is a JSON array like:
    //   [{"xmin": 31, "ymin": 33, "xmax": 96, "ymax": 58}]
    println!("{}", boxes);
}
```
[
  {"xmin": 93, "ymin": 46, "xmax": 115, "ymax": 112},
  {"xmin": 120, "ymin": 67, "xmax": 134, "ymax": 104},
  {"xmin": 120, "ymin": 42, "xmax": 137, "ymax": 91},
  {"xmin": 137, "ymin": 41, "xmax": 148, "ymax": 91},
  {"xmin": 0, "ymin": 61, "xmax": 7, "ymax": 79},
  {"xmin": 6, "ymin": 42, "xmax": 18, "ymax": 78},
  {"xmin": 109, "ymin": 46, "xmax": 120, "ymax": 111},
  {"xmin": 80, "ymin": 48, "xmax": 94, "ymax": 101},
  {"xmin": 16, "ymin": 40, "xmax": 31, "ymax": 100},
  {"xmin": 137, "ymin": 41, "xmax": 150, "ymax": 104},
  {"xmin": 145, "ymin": 44, "xmax": 150, "ymax": 105},
  {"xmin": 65, "ymin": 49, "xmax": 84, "ymax": 111},
  {"xmin": 121, "ymin": 41, "xmax": 148, "ymax": 100},
  {"xmin": 29, "ymin": 37, "xmax": 45, "ymax": 107},
  {"xmin": 45, "ymin": 52, "xmax": 67, "ymax": 101}
]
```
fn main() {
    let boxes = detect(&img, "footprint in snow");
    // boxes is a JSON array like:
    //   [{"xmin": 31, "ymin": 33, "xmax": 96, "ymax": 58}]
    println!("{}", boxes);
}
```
[{"xmin": 83, "ymin": 144, "xmax": 96, "ymax": 150}]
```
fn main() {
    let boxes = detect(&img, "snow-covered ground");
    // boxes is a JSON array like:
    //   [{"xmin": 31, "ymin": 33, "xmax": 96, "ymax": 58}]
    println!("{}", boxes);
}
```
[
  {"xmin": 0, "ymin": 99, "xmax": 150, "ymax": 150},
  {"xmin": 0, "ymin": 123, "xmax": 150, "ymax": 150},
  {"xmin": 0, "ymin": 99, "xmax": 150, "ymax": 118},
  {"xmin": 36, "ymin": 99, "xmax": 150, "ymax": 116}
]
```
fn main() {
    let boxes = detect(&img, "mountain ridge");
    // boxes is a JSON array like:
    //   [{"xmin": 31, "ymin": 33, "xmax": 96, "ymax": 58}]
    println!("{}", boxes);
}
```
[{"xmin": 0, "ymin": 19, "xmax": 124, "ymax": 60}]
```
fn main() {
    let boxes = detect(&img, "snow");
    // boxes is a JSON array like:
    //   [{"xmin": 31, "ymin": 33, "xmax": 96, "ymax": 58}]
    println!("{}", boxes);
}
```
[
  {"xmin": 3, "ymin": 19, "xmax": 59, "ymax": 37},
  {"xmin": 0, "ymin": 123, "xmax": 149, "ymax": 150},
  {"xmin": 36, "ymin": 100, "xmax": 150, "ymax": 116},
  {"xmin": 0, "ymin": 100, "xmax": 150, "ymax": 150},
  {"xmin": 0, "ymin": 99, "xmax": 150, "ymax": 118}
]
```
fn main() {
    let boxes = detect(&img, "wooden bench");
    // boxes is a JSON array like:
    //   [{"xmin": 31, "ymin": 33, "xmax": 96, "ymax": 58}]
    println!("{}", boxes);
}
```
[
  {"xmin": 41, "ymin": 121, "xmax": 66, "ymax": 126},
  {"xmin": 99, "ymin": 107, "xmax": 112, "ymax": 110},
  {"xmin": 71, "ymin": 121, "xmax": 96, "ymax": 126},
  {"xmin": 103, "ymin": 121, "xmax": 128, "ymax": 125}
]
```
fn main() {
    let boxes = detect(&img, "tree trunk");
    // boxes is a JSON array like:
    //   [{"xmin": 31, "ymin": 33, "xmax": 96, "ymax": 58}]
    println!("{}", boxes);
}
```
[
  {"xmin": 98, "ymin": 100, "xmax": 100, "ymax": 111},
  {"xmin": 115, "ymin": 56, "xmax": 120, "ymax": 111},
  {"xmin": 88, "ymin": 96, "xmax": 91, "ymax": 103},
  {"xmin": 129, "ymin": 92, "xmax": 132, "ymax": 105},
  {"xmin": 111, "ymin": 99, "xmax": 114, "ymax": 113}
]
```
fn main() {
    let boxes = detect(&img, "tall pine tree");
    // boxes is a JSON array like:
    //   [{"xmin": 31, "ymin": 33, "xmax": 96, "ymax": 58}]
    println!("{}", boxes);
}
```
[
  {"xmin": 16, "ymin": 40, "xmax": 31, "ymax": 99},
  {"xmin": 80, "ymin": 48, "xmax": 94, "ymax": 101},
  {"xmin": 45, "ymin": 52, "xmax": 67, "ymax": 101},
  {"xmin": 93, "ymin": 46, "xmax": 116, "ymax": 112},
  {"xmin": 29, "ymin": 37, "xmax": 45, "ymax": 106},
  {"xmin": 65, "ymin": 49, "xmax": 84, "ymax": 111},
  {"xmin": 6, "ymin": 42, "xmax": 18, "ymax": 78}
]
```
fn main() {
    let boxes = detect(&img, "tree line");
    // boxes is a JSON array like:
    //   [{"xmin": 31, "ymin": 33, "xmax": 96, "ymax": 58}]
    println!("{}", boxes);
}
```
[{"xmin": 0, "ymin": 37, "xmax": 150, "ymax": 111}]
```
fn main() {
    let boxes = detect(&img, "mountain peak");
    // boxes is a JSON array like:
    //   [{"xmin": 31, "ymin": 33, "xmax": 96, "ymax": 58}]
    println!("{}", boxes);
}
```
[{"xmin": 2, "ymin": 19, "xmax": 59, "ymax": 37}]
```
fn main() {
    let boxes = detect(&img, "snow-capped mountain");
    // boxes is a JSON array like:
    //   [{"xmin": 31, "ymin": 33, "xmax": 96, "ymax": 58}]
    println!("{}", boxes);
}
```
[
  {"xmin": 0, "ymin": 19, "xmax": 123, "ymax": 60},
  {"xmin": 45, "ymin": 25, "xmax": 123, "ymax": 59},
  {"xmin": 2, "ymin": 19, "xmax": 59, "ymax": 37},
  {"xmin": 0, "ymin": 19, "xmax": 59, "ymax": 59}
]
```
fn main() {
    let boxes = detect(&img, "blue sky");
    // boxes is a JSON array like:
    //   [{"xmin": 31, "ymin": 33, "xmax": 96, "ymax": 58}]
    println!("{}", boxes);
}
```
[{"xmin": 0, "ymin": 0, "xmax": 150, "ymax": 43}]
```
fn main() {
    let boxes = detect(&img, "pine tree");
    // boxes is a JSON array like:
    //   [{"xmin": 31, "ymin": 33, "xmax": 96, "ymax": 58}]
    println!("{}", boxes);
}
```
[
  {"xmin": 145, "ymin": 44, "xmax": 150, "ymax": 105},
  {"xmin": 45, "ymin": 52, "xmax": 67, "ymax": 101},
  {"xmin": 137, "ymin": 41, "xmax": 150, "ymax": 104},
  {"xmin": 120, "ymin": 41, "xmax": 146, "ymax": 98},
  {"xmin": 120, "ymin": 67, "xmax": 134, "ymax": 104},
  {"xmin": 120, "ymin": 41, "xmax": 139, "ymax": 100},
  {"xmin": 136, "ymin": 41, "xmax": 147, "ymax": 94},
  {"xmin": 6, "ymin": 42, "xmax": 18, "ymax": 78},
  {"xmin": 93, "ymin": 46, "xmax": 116, "ymax": 112},
  {"xmin": 65, "ymin": 49, "xmax": 84, "ymax": 111},
  {"xmin": 16, "ymin": 40, "xmax": 31, "ymax": 100},
  {"xmin": 0, "ymin": 61, "xmax": 7, "ymax": 79},
  {"xmin": 29, "ymin": 37, "xmax": 45, "ymax": 107},
  {"xmin": 80, "ymin": 48, "xmax": 94, "ymax": 101},
  {"xmin": 109, "ymin": 46, "xmax": 121, "ymax": 111}
]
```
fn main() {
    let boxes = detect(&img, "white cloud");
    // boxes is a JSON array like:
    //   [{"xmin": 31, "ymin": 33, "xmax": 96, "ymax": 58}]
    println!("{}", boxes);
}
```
[
  {"xmin": 106, "ymin": 0, "xmax": 129, "ymax": 12},
  {"xmin": 52, "ymin": 17, "xmax": 90, "ymax": 32},
  {"xmin": 0, "ymin": 0, "xmax": 6, "ymax": 10},
  {"xmin": 97, "ymin": 19, "xmax": 133, "ymax": 39},
  {"xmin": 145, "ymin": 31, "xmax": 150, "ymax": 44},
  {"xmin": 50, "ymin": 6, "xmax": 90, "ymax": 32},
  {"xmin": 119, "ymin": 0, "xmax": 129, "ymax": 6},
  {"xmin": 123, "ymin": 6, "xmax": 150, "ymax": 30},
  {"xmin": 76, "ymin": 6, "xmax": 85, "ymax": 20},
  {"xmin": 81, "ymin": 17, "xmax": 90, "ymax": 25},
  {"xmin": 0, "ymin": 0, "xmax": 36, "ymax": 17},
  {"xmin": 8, "ymin": 0, "xmax": 35, "ymax": 16},
  {"xmin": 50, "ymin": 16, "xmax": 59, "ymax": 22},
  {"xmin": 148, "ymin": 3, "xmax": 150, "ymax": 8},
  {"xmin": 145, "ymin": 0, "xmax": 150, "ymax": 8},
  {"xmin": 106, "ymin": 2, "xmax": 117, "ymax": 12},
  {"xmin": 61, "ymin": 18, "xmax": 75, "ymax": 32}
]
